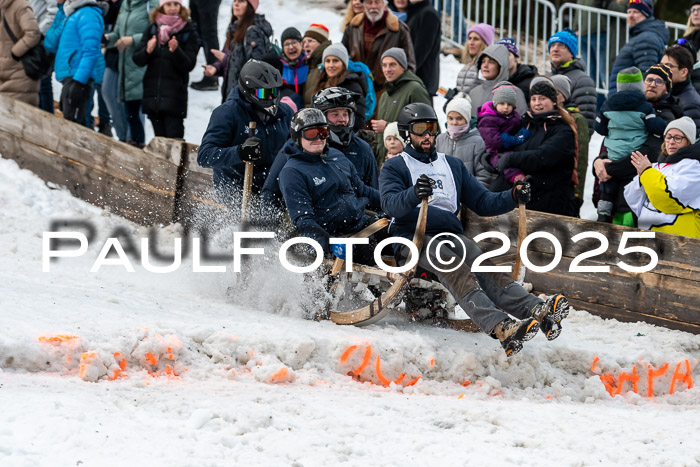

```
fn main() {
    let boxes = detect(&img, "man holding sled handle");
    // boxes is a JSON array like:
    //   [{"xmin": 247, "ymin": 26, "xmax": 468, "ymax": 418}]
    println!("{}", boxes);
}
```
[{"xmin": 379, "ymin": 103, "xmax": 571, "ymax": 356}]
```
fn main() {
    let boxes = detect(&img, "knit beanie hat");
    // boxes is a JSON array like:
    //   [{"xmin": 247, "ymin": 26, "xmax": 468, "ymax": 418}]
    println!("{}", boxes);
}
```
[
  {"xmin": 323, "ymin": 43, "xmax": 349, "ymax": 68},
  {"xmin": 664, "ymin": 117, "xmax": 697, "ymax": 145},
  {"xmin": 304, "ymin": 24, "xmax": 330, "ymax": 44},
  {"xmin": 627, "ymin": 0, "xmax": 653, "ymax": 18},
  {"xmin": 281, "ymin": 27, "xmax": 302, "ymax": 44},
  {"xmin": 381, "ymin": 47, "xmax": 408, "ymax": 70},
  {"xmin": 550, "ymin": 74, "xmax": 572, "ymax": 101},
  {"xmin": 497, "ymin": 38, "xmax": 519, "ymax": 58},
  {"xmin": 492, "ymin": 81, "xmax": 518, "ymax": 107},
  {"xmin": 384, "ymin": 122, "xmax": 404, "ymax": 145},
  {"xmin": 248, "ymin": 0, "xmax": 259, "ymax": 12},
  {"xmin": 617, "ymin": 66, "xmax": 645, "ymax": 94},
  {"xmin": 467, "ymin": 23, "xmax": 495, "ymax": 46},
  {"xmin": 693, "ymin": 0, "xmax": 700, "ymax": 7},
  {"xmin": 548, "ymin": 28, "xmax": 578, "ymax": 58},
  {"xmin": 645, "ymin": 63, "xmax": 673, "ymax": 92},
  {"xmin": 445, "ymin": 96, "xmax": 473, "ymax": 120},
  {"xmin": 160, "ymin": 0, "xmax": 181, "ymax": 5},
  {"xmin": 529, "ymin": 76, "xmax": 558, "ymax": 103}
]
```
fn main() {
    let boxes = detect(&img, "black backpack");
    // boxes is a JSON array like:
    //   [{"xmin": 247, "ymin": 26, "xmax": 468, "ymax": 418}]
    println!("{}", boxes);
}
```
[{"xmin": 1, "ymin": 9, "xmax": 52, "ymax": 81}]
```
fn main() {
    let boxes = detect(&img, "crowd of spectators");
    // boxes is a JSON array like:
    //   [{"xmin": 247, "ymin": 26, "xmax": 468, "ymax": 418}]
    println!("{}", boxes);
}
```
[{"xmin": 0, "ymin": 0, "xmax": 698, "ymax": 238}]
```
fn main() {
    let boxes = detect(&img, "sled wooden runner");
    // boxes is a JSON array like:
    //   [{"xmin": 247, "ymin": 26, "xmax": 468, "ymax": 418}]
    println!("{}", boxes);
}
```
[
  {"xmin": 329, "ymin": 218, "xmax": 389, "ymax": 276},
  {"xmin": 330, "ymin": 199, "xmax": 428, "ymax": 326}
]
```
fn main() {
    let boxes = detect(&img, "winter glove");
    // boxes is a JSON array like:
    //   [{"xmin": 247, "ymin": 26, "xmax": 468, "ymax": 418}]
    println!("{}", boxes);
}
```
[
  {"xmin": 500, "ymin": 128, "xmax": 530, "ymax": 149},
  {"xmin": 66, "ymin": 79, "xmax": 89, "ymax": 107},
  {"xmin": 497, "ymin": 152, "xmax": 514, "ymax": 171},
  {"xmin": 512, "ymin": 180, "xmax": 531, "ymax": 204},
  {"xmin": 331, "ymin": 243, "xmax": 347, "ymax": 260},
  {"xmin": 413, "ymin": 174, "xmax": 435, "ymax": 200},
  {"xmin": 240, "ymin": 137, "xmax": 262, "ymax": 163}
]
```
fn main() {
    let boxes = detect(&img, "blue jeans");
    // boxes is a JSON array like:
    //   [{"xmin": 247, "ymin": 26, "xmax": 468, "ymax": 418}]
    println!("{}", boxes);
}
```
[{"xmin": 102, "ymin": 67, "xmax": 129, "ymax": 141}]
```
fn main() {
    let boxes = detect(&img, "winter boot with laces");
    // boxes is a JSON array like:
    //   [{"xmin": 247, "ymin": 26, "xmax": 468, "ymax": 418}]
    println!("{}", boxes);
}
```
[
  {"xmin": 531, "ymin": 294, "xmax": 570, "ymax": 341},
  {"xmin": 491, "ymin": 317, "xmax": 539, "ymax": 357}
]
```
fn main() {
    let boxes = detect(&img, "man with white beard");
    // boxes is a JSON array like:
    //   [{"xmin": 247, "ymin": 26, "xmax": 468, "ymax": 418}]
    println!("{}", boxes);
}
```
[{"xmin": 341, "ymin": 0, "xmax": 415, "ymax": 94}]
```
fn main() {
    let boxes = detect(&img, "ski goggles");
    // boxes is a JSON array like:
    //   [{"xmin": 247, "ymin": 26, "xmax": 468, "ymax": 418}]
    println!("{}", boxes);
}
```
[
  {"xmin": 254, "ymin": 87, "xmax": 279, "ymax": 100},
  {"xmin": 409, "ymin": 121, "xmax": 439, "ymax": 136},
  {"xmin": 302, "ymin": 126, "xmax": 330, "ymax": 140}
]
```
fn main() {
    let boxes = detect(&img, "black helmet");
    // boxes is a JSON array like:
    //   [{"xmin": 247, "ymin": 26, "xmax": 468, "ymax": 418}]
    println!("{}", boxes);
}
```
[
  {"xmin": 312, "ymin": 87, "xmax": 357, "ymax": 147},
  {"xmin": 397, "ymin": 103, "xmax": 439, "ymax": 140},
  {"xmin": 239, "ymin": 59, "xmax": 283, "ymax": 116},
  {"xmin": 290, "ymin": 108, "xmax": 328, "ymax": 147}
]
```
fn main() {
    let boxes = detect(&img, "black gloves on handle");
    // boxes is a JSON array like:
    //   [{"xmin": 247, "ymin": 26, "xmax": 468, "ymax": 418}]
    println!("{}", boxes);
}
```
[
  {"xmin": 240, "ymin": 137, "xmax": 262, "ymax": 163},
  {"xmin": 512, "ymin": 180, "xmax": 531, "ymax": 204},
  {"xmin": 414, "ymin": 174, "xmax": 435, "ymax": 200}
]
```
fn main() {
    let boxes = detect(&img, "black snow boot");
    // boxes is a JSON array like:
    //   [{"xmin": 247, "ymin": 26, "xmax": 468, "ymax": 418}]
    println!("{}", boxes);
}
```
[
  {"xmin": 492, "ymin": 317, "xmax": 539, "ymax": 357},
  {"xmin": 530, "ymin": 294, "xmax": 570, "ymax": 341}
]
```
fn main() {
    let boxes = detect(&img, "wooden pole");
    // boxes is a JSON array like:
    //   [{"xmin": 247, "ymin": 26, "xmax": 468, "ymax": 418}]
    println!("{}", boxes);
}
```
[
  {"xmin": 241, "ymin": 121, "xmax": 256, "ymax": 224},
  {"xmin": 512, "ymin": 189, "xmax": 527, "ymax": 283}
]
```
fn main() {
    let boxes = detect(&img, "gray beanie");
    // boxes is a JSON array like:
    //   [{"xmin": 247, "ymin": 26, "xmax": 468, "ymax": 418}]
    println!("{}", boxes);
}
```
[
  {"xmin": 550, "ymin": 74, "xmax": 572, "ymax": 101},
  {"xmin": 323, "ymin": 43, "xmax": 349, "ymax": 68},
  {"xmin": 664, "ymin": 117, "xmax": 697, "ymax": 145},
  {"xmin": 492, "ymin": 81, "xmax": 518, "ymax": 107},
  {"xmin": 617, "ymin": 66, "xmax": 645, "ymax": 95},
  {"xmin": 381, "ymin": 47, "xmax": 408, "ymax": 70}
]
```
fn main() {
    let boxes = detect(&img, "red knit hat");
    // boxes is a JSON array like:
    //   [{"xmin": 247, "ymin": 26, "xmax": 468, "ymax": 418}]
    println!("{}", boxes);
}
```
[
  {"xmin": 304, "ymin": 24, "xmax": 330, "ymax": 44},
  {"xmin": 248, "ymin": 0, "xmax": 259, "ymax": 12}
]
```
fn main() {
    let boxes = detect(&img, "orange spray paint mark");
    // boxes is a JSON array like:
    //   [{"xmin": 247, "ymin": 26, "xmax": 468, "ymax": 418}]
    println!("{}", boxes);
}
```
[
  {"xmin": 462, "ymin": 380, "xmax": 471, "ymax": 387},
  {"xmin": 79, "ymin": 352, "xmax": 97, "ymax": 379},
  {"xmin": 349, "ymin": 345, "xmax": 372, "ymax": 377},
  {"xmin": 599, "ymin": 374, "xmax": 616, "ymax": 396},
  {"xmin": 405, "ymin": 376, "xmax": 422, "ymax": 387},
  {"xmin": 38, "ymin": 335, "xmax": 79, "ymax": 344},
  {"xmin": 145, "ymin": 352, "xmax": 158, "ymax": 366},
  {"xmin": 429, "ymin": 358, "xmax": 435, "ymax": 368},
  {"xmin": 268, "ymin": 367, "xmax": 289, "ymax": 384},
  {"xmin": 339, "ymin": 345, "xmax": 358, "ymax": 363},
  {"xmin": 458, "ymin": 393, "xmax": 465, "ymax": 399},
  {"xmin": 646, "ymin": 363, "xmax": 668, "ymax": 397},
  {"xmin": 613, "ymin": 366, "xmax": 639, "ymax": 396},
  {"xmin": 591, "ymin": 356, "xmax": 600, "ymax": 373},
  {"xmin": 669, "ymin": 360, "xmax": 694, "ymax": 395},
  {"xmin": 374, "ymin": 355, "xmax": 404, "ymax": 386}
]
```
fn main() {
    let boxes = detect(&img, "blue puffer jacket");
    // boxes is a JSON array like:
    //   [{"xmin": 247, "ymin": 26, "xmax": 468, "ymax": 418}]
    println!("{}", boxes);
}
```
[
  {"xmin": 379, "ymin": 145, "xmax": 515, "ymax": 241},
  {"xmin": 278, "ymin": 140, "xmax": 381, "ymax": 252},
  {"xmin": 198, "ymin": 86, "xmax": 294, "ymax": 197},
  {"xmin": 608, "ymin": 17, "xmax": 669, "ymax": 96},
  {"xmin": 44, "ymin": 1, "xmax": 105, "ymax": 84}
]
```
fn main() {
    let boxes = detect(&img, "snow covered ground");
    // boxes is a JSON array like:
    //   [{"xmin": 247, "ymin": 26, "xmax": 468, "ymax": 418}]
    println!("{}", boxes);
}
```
[{"xmin": 3, "ymin": 1, "xmax": 699, "ymax": 465}]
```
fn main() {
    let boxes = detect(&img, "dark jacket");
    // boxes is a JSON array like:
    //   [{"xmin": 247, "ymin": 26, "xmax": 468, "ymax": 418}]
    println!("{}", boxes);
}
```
[
  {"xmin": 374, "ymin": 70, "xmax": 431, "ymax": 165},
  {"xmin": 342, "ymin": 10, "xmax": 416, "ymax": 92},
  {"xmin": 405, "ymin": 0, "xmax": 440, "ymax": 95},
  {"xmin": 477, "ymin": 101, "xmax": 523, "ymax": 156},
  {"xmin": 214, "ymin": 14, "xmax": 272, "ymax": 102},
  {"xmin": 132, "ymin": 21, "xmax": 199, "ymax": 117},
  {"xmin": 278, "ymin": 140, "xmax": 380, "ymax": 253},
  {"xmin": 550, "ymin": 59, "xmax": 596, "ymax": 133},
  {"xmin": 510, "ymin": 63, "xmax": 538, "ymax": 101},
  {"xmin": 492, "ymin": 110, "xmax": 578, "ymax": 217},
  {"xmin": 262, "ymin": 132, "xmax": 379, "ymax": 209},
  {"xmin": 608, "ymin": 17, "xmax": 669, "ymax": 96},
  {"xmin": 197, "ymin": 86, "xmax": 293, "ymax": 199},
  {"xmin": 379, "ymin": 144, "xmax": 516, "ymax": 241},
  {"xmin": 671, "ymin": 79, "xmax": 700, "ymax": 136}
]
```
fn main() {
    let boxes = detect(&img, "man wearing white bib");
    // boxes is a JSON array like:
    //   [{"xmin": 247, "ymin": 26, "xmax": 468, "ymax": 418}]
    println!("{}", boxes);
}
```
[{"xmin": 379, "ymin": 103, "xmax": 571, "ymax": 356}]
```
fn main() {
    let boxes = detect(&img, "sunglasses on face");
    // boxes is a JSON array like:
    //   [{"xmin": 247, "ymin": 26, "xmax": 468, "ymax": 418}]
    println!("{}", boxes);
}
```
[
  {"xmin": 409, "ymin": 121, "xmax": 439, "ymax": 136},
  {"xmin": 254, "ymin": 87, "xmax": 278, "ymax": 100},
  {"xmin": 303, "ymin": 126, "xmax": 330, "ymax": 140}
]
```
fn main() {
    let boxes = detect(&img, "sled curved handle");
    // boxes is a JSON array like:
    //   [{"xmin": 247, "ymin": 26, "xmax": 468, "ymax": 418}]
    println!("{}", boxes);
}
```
[
  {"xmin": 241, "ymin": 121, "xmax": 256, "ymax": 224},
  {"xmin": 407, "ymin": 198, "xmax": 429, "ymax": 277},
  {"xmin": 330, "ymin": 218, "xmax": 390, "ymax": 276}
]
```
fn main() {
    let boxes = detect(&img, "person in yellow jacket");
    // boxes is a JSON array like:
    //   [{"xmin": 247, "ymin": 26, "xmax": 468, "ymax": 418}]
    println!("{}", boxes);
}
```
[{"xmin": 624, "ymin": 116, "xmax": 700, "ymax": 238}]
